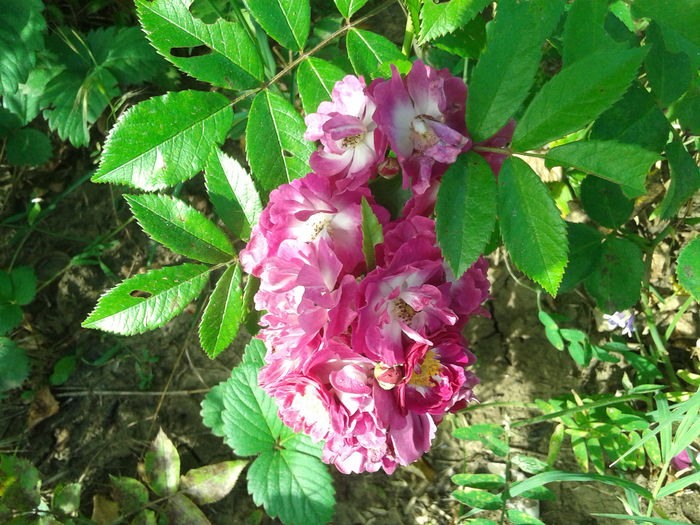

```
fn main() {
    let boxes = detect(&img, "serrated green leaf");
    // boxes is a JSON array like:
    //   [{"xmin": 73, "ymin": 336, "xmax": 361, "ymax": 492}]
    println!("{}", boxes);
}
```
[
  {"xmin": 166, "ymin": 493, "xmax": 211, "ymax": 525},
  {"xmin": 0, "ymin": 305, "xmax": 23, "ymax": 336},
  {"xmin": 546, "ymin": 140, "xmax": 661, "ymax": 198},
  {"xmin": 0, "ymin": 0, "xmax": 46, "ymax": 94},
  {"xmin": 93, "ymin": 90, "xmax": 232, "ymax": 190},
  {"xmin": 451, "ymin": 473, "xmax": 505, "ymax": 490},
  {"xmin": 241, "ymin": 338, "xmax": 267, "ymax": 368},
  {"xmin": 466, "ymin": 0, "xmax": 564, "ymax": 141},
  {"xmin": 498, "ymin": 157, "xmax": 568, "ymax": 296},
  {"xmin": 297, "ymin": 57, "xmax": 347, "ymax": 115},
  {"xmin": 136, "ymin": 0, "xmax": 263, "ymax": 89},
  {"xmin": 452, "ymin": 489, "xmax": 502, "ymax": 510},
  {"xmin": 585, "ymin": 237, "xmax": 644, "ymax": 313},
  {"xmin": 333, "ymin": 0, "xmax": 369, "ymax": 18},
  {"xmin": 432, "ymin": 16, "xmax": 486, "ymax": 59},
  {"xmin": 199, "ymin": 264, "xmax": 243, "ymax": 358},
  {"xmin": 512, "ymin": 46, "xmax": 647, "ymax": 150},
  {"xmin": 677, "ymin": 237, "xmax": 700, "ymax": 301},
  {"xmin": 243, "ymin": 0, "xmax": 310, "ymax": 50},
  {"xmin": 418, "ymin": 0, "xmax": 491, "ymax": 43},
  {"xmin": 247, "ymin": 449, "xmax": 335, "ymax": 525},
  {"xmin": 181, "ymin": 460, "xmax": 247, "ymax": 505},
  {"xmin": 205, "ymin": 150, "xmax": 263, "ymax": 240},
  {"xmin": 110, "ymin": 476, "xmax": 149, "ymax": 515},
  {"xmin": 644, "ymin": 22, "xmax": 693, "ymax": 106},
  {"xmin": 562, "ymin": 0, "xmax": 613, "ymax": 66},
  {"xmin": 144, "ymin": 428, "xmax": 181, "ymax": 496},
  {"xmin": 126, "ymin": 193, "xmax": 234, "ymax": 263},
  {"xmin": 559, "ymin": 223, "xmax": 603, "ymax": 293},
  {"xmin": 2, "ymin": 67, "xmax": 55, "ymax": 126},
  {"xmin": 279, "ymin": 428, "xmax": 324, "ymax": 459},
  {"xmin": 201, "ymin": 383, "xmax": 226, "ymax": 437},
  {"xmin": 676, "ymin": 82, "xmax": 700, "ymax": 135},
  {"xmin": 580, "ymin": 176, "xmax": 633, "ymax": 228},
  {"xmin": 346, "ymin": 29, "xmax": 404, "ymax": 78},
  {"xmin": 246, "ymin": 90, "xmax": 314, "ymax": 193},
  {"xmin": 507, "ymin": 509, "xmax": 545, "ymax": 525},
  {"xmin": 220, "ymin": 364, "xmax": 284, "ymax": 455},
  {"xmin": 656, "ymin": 139, "xmax": 700, "ymax": 220},
  {"xmin": 7, "ymin": 266, "xmax": 37, "ymax": 306},
  {"xmin": 632, "ymin": 0, "xmax": 700, "ymax": 48},
  {"xmin": 6, "ymin": 128, "xmax": 52, "ymax": 166},
  {"xmin": 83, "ymin": 263, "xmax": 210, "ymax": 335},
  {"xmin": 361, "ymin": 196, "xmax": 383, "ymax": 271},
  {"xmin": 0, "ymin": 337, "xmax": 30, "ymax": 391},
  {"xmin": 436, "ymin": 153, "xmax": 497, "ymax": 277}
]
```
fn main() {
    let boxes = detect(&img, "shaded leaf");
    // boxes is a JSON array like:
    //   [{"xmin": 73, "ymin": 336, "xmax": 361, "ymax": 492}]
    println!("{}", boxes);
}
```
[
  {"xmin": 297, "ymin": 57, "xmax": 347, "ymax": 115},
  {"xmin": 585, "ymin": 237, "xmax": 644, "ymax": 313},
  {"xmin": 200, "ymin": 383, "xmax": 226, "ymax": 438},
  {"xmin": 0, "ymin": 337, "xmax": 30, "ymax": 391},
  {"xmin": 656, "ymin": 139, "xmax": 700, "ymax": 220},
  {"xmin": 580, "ymin": 176, "xmax": 633, "ymax": 228},
  {"xmin": 52, "ymin": 483, "xmax": 81, "ymax": 516},
  {"xmin": 346, "ymin": 29, "xmax": 404, "ymax": 78},
  {"xmin": 144, "ymin": 428, "xmax": 180, "ymax": 496},
  {"xmin": 632, "ymin": 0, "xmax": 700, "ymax": 48},
  {"xmin": 562, "ymin": 0, "xmax": 613, "ymax": 66},
  {"xmin": 6, "ymin": 128, "xmax": 52, "ymax": 166},
  {"xmin": 243, "ymin": 0, "xmax": 310, "ymax": 51},
  {"xmin": 0, "ymin": 455, "xmax": 41, "ymax": 511},
  {"xmin": 166, "ymin": 493, "xmax": 211, "ymax": 525},
  {"xmin": 677, "ymin": 237, "xmax": 700, "ymax": 301},
  {"xmin": 0, "ymin": 0, "xmax": 46, "ymax": 94},
  {"xmin": 109, "ymin": 476, "xmax": 149, "ymax": 515},
  {"xmin": 199, "ymin": 264, "xmax": 244, "ymax": 358},
  {"xmin": 181, "ymin": 460, "xmax": 248, "ymax": 505},
  {"xmin": 644, "ymin": 22, "xmax": 693, "ymax": 105}
]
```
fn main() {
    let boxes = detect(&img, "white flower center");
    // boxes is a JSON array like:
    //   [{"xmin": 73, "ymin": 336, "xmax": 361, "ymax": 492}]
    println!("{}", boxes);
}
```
[{"xmin": 341, "ymin": 132, "xmax": 366, "ymax": 148}]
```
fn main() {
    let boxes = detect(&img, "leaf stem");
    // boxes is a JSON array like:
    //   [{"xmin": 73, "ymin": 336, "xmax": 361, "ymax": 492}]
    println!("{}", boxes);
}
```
[{"xmin": 642, "ymin": 290, "xmax": 681, "ymax": 391}]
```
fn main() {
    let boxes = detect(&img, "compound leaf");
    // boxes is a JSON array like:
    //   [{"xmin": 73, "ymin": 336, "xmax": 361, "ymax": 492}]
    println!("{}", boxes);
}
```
[
  {"xmin": 243, "ymin": 0, "xmax": 310, "ymax": 51},
  {"xmin": 297, "ymin": 57, "xmax": 347, "ymax": 115},
  {"xmin": 419, "ymin": 0, "xmax": 491, "ymax": 43},
  {"xmin": 346, "ymin": 29, "xmax": 404, "ymax": 78},
  {"xmin": 199, "ymin": 264, "xmax": 244, "ymax": 358}
]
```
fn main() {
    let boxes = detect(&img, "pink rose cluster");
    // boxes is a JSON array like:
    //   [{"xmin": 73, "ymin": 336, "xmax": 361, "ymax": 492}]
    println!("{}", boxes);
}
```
[{"xmin": 240, "ymin": 60, "xmax": 512, "ymax": 474}]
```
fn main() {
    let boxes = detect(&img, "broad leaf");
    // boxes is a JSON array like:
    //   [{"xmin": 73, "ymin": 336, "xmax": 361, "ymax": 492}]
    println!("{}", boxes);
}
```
[
  {"xmin": 181, "ymin": 460, "xmax": 248, "ymax": 505},
  {"xmin": 644, "ymin": 22, "xmax": 693, "ymax": 106},
  {"xmin": 451, "ymin": 473, "xmax": 505, "ymax": 490},
  {"xmin": 585, "ymin": 237, "xmax": 644, "ymax": 313},
  {"xmin": 144, "ymin": 428, "xmax": 181, "ymax": 496},
  {"xmin": 83, "ymin": 263, "xmax": 210, "ymax": 335},
  {"xmin": 0, "ymin": 305, "xmax": 23, "ymax": 335},
  {"xmin": 512, "ymin": 46, "xmax": 647, "ymax": 150},
  {"xmin": 6, "ymin": 128, "xmax": 52, "ymax": 167},
  {"xmin": 205, "ymin": 150, "xmax": 263, "ymax": 240},
  {"xmin": 436, "ymin": 153, "xmax": 497, "ymax": 277},
  {"xmin": 110, "ymin": 476, "xmax": 149, "ymax": 515},
  {"xmin": 3, "ymin": 266, "xmax": 37, "ymax": 305},
  {"xmin": 166, "ymin": 494, "xmax": 211, "ymax": 525},
  {"xmin": 247, "ymin": 449, "xmax": 335, "ymax": 525},
  {"xmin": 677, "ymin": 237, "xmax": 700, "ymax": 301},
  {"xmin": 52, "ymin": 483, "xmax": 81, "ymax": 516},
  {"xmin": 545, "ymin": 140, "xmax": 661, "ymax": 198},
  {"xmin": 418, "ymin": 0, "xmax": 491, "ymax": 43},
  {"xmin": 0, "ymin": 337, "xmax": 30, "ymax": 392},
  {"xmin": 0, "ymin": 0, "xmax": 46, "ymax": 94},
  {"xmin": 246, "ymin": 90, "xmax": 314, "ymax": 193},
  {"xmin": 579, "ymin": 176, "xmax": 633, "ymax": 228},
  {"xmin": 432, "ymin": 16, "xmax": 486, "ymax": 59},
  {"xmin": 241, "ymin": 338, "xmax": 268, "ymax": 368},
  {"xmin": 498, "ymin": 157, "xmax": 568, "ymax": 296},
  {"xmin": 297, "ymin": 57, "xmax": 347, "ymax": 115},
  {"xmin": 562, "ymin": 0, "xmax": 614, "ymax": 66},
  {"xmin": 243, "ymin": 0, "xmax": 310, "ymax": 51},
  {"xmin": 200, "ymin": 383, "xmax": 226, "ymax": 437},
  {"xmin": 333, "ymin": 0, "xmax": 369, "ymax": 18},
  {"xmin": 558, "ymin": 223, "xmax": 603, "ymax": 293},
  {"xmin": 632, "ymin": 0, "xmax": 700, "ymax": 48},
  {"xmin": 125, "ymin": 193, "xmax": 234, "ymax": 263},
  {"xmin": 93, "ymin": 90, "xmax": 232, "ymax": 190},
  {"xmin": 2, "ymin": 67, "xmax": 55, "ymax": 126},
  {"xmin": 466, "ymin": 0, "xmax": 564, "ymax": 141},
  {"xmin": 452, "ymin": 489, "xmax": 502, "ymax": 510},
  {"xmin": 346, "ymin": 29, "xmax": 404, "ymax": 78},
  {"xmin": 656, "ymin": 138, "xmax": 700, "ymax": 220},
  {"xmin": 361, "ymin": 197, "xmax": 384, "ymax": 271},
  {"xmin": 676, "ymin": 81, "xmax": 700, "ymax": 135},
  {"xmin": 199, "ymin": 264, "xmax": 244, "ymax": 358},
  {"xmin": 136, "ymin": 0, "xmax": 263, "ymax": 89}
]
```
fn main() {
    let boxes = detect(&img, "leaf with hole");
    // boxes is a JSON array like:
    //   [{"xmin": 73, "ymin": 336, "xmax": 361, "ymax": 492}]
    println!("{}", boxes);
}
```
[{"xmin": 199, "ymin": 264, "xmax": 244, "ymax": 358}]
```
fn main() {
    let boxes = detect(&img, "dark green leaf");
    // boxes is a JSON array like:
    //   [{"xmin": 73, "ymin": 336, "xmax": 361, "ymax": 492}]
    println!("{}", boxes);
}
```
[
  {"xmin": 466, "ymin": 0, "xmax": 564, "ymax": 141},
  {"xmin": 243, "ymin": 0, "xmax": 310, "ymax": 51},
  {"xmin": 580, "ymin": 176, "xmax": 634, "ymax": 228},
  {"xmin": 512, "ymin": 46, "xmax": 647, "ymax": 150},
  {"xmin": 656, "ymin": 139, "xmax": 700, "ymax": 220},
  {"xmin": 8, "ymin": 266, "xmax": 37, "ymax": 306},
  {"xmin": 644, "ymin": 23, "xmax": 693, "ymax": 105},
  {"xmin": 6, "ymin": 128, "xmax": 52, "ymax": 166},
  {"xmin": 507, "ymin": 510, "xmax": 545, "ymax": 525},
  {"xmin": 0, "ymin": 455, "xmax": 41, "ymax": 511},
  {"xmin": 0, "ymin": 107, "xmax": 21, "ymax": 138},
  {"xmin": 562, "ymin": 0, "xmax": 614, "ymax": 66},
  {"xmin": 498, "ymin": 157, "xmax": 568, "ymax": 296},
  {"xmin": 677, "ymin": 237, "xmax": 700, "ymax": 301},
  {"xmin": 247, "ymin": 449, "xmax": 335, "ymax": 525},
  {"xmin": 93, "ymin": 90, "xmax": 232, "ymax": 190},
  {"xmin": 585, "ymin": 237, "xmax": 644, "ymax": 313},
  {"xmin": 126, "ymin": 193, "xmax": 234, "ymax": 263},
  {"xmin": 181, "ymin": 460, "xmax": 248, "ymax": 505},
  {"xmin": 2, "ymin": 67, "xmax": 55, "ymax": 126},
  {"xmin": 109, "ymin": 476, "xmax": 149, "ymax": 515},
  {"xmin": 559, "ymin": 223, "xmax": 603, "ymax": 293},
  {"xmin": 199, "ymin": 264, "xmax": 244, "ymax": 358},
  {"xmin": 346, "ymin": 29, "xmax": 404, "ymax": 78},
  {"xmin": 432, "ymin": 16, "xmax": 486, "ymax": 59},
  {"xmin": 451, "ymin": 473, "xmax": 504, "ymax": 490},
  {"xmin": 0, "ymin": 305, "xmax": 23, "ymax": 336},
  {"xmin": 334, "ymin": 0, "xmax": 369, "ymax": 18},
  {"xmin": 361, "ymin": 196, "xmax": 384, "ymax": 271},
  {"xmin": 137, "ymin": 0, "xmax": 263, "ymax": 88},
  {"xmin": 632, "ymin": 0, "xmax": 700, "ymax": 48},
  {"xmin": 166, "ymin": 494, "xmax": 211, "ymax": 525},
  {"xmin": 676, "ymin": 82, "xmax": 700, "ymax": 135},
  {"xmin": 82, "ymin": 263, "xmax": 210, "ymax": 335},
  {"xmin": 246, "ymin": 90, "xmax": 315, "ymax": 193},
  {"xmin": 436, "ymin": 153, "xmax": 497, "ymax": 277},
  {"xmin": 144, "ymin": 428, "xmax": 181, "ymax": 496},
  {"xmin": 418, "ymin": 0, "xmax": 491, "ymax": 43},
  {"xmin": 546, "ymin": 140, "xmax": 661, "ymax": 198},
  {"xmin": 297, "ymin": 57, "xmax": 347, "ymax": 115},
  {"xmin": 452, "ymin": 489, "xmax": 502, "ymax": 510},
  {"xmin": 0, "ymin": 0, "xmax": 46, "ymax": 94},
  {"xmin": 0, "ymin": 337, "xmax": 30, "ymax": 391},
  {"xmin": 49, "ymin": 355, "xmax": 76, "ymax": 386}
]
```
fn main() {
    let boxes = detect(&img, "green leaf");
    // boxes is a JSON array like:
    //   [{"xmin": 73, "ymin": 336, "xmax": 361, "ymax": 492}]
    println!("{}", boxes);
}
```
[
  {"xmin": 0, "ymin": 304, "xmax": 23, "ymax": 335},
  {"xmin": 418, "ymin": 0, "xmax": 491, "ymax": 43},
  {"xmin": 677, "ymin": 237, "xmax": 700, "ymax": 301},
  {"xmin": 546, "ymin": 140, "xmax": 661, "ymax": 198},
  {"xmin": 243, "ymin": 0, "xmax": 310, "ymax": 51},
  {"xmin": 432, "ymin": 16, "xmax": 486, "ymax": 59},
  {"xmin": 0, "ymin": 455, "xmax": 41, "ymax": 511},
  {"xmin": 144, "ymin": 428, "xmax": 181, "ymax": 497},
  {"xmin": 580, "ymin": 176, "xmax": 633, "ymax": 228},
  {"xmin": 50, "ymin": 355, "xmax": 76, "ymax": 386},
  {"xmin": 82, "ymin": 263, "xmax": 210, "ymax": 335},
  {"xmin": 642, "ymin": 429, "xmax": 662, "ymax": 466},
  {"xmin": 590, "ymin": 84, "xmax": 670, "ymax": 153},
  {"xmin": 136, "ymin": 0, "xmax": 263, "ymax": 89},
  {"xmin": 656, "ymin": 139, "xmax": 700, "ymax": 220},
  {"xmin": 452, "ymin": 489, "xmax": 502, "ymax": 510},
  {"xmin": 333, "ymin": 0, "xmax": 369, "ymax": 18},
  {"xmin": 7, "ymin": 266, "xmax": 37, "ymax": 305},
  {"xmin": 466, "ymin": 0, "xmax": 565, "ymax": 141},
  {"xmin": 498, "ymin": 157, "xmax": 568, "ymax": 296},
  {"xmin": 52, "ymin": 483, "xmax": 81, "ymax": 516},
  {"xmin": 585, "ymin": 237, "xmax": 644, "ymax": 313},
  {"xmin": 241, "ymin": 338, "xmax": 267, "ymax": 367},
  {"xmin": 451, "ymin": 473, "xmax": 505, "ymax": 490},
  {"xmin": 512, "ymin": 46, "xmax": 647, "ymax": 150},
  {"xmin": 519, "ymin": 485, "xmax": 557, "ymax": 501},
  {"xmin": 676, "ymin": 82, "xmax": 700, "ymax": 135},
  {"xmin": 200, "ymin": 384, "xmax": 226, "ymax": 437},
  {"xmin": 297, "ymin": 57, "xmax": 347, "ymax": 115},
  {"xmin": 93, "ymin": 90, "xmax": 232, "ymax": 190},
  {"xmin": 166, "ymin": 494, "xmax": 211, "ymax": 525},
  {"xmin": 561, "ymin": 0, "xmax": 614, "ymax": 66},
  {"xmin": 0, "ymin": 337, "xmax": 30, "ymax": 392},
  {"xmin": 0, "ymin": 107, "xmax": 21, "ymax": 138},
  {"xmin": 511, "ymin": 455, "xmax": 550, "ymax": 475},
  {"xmin": 567, "ymin": 340, "xmax": 591, "ymax": 366},
  {"xmin": 593, "ymin": 515, "xmax": 691, "ymax": 525},
  {"xmin": 436, "ymin": 153, "xmax": 497, "ymax": 277},
  {"xmin": 6, "ymin": 128, "xmax": 52, "ymax": 166},
  {"xmin": 247, "ymin": 449, "xmax": 335, "ymax": 525},
  {"xmin": 507, "ymin": 510, "xmax": 545, "ymax": 525},
  {"xmin": 361, "ymin": 196, "xmax": 384, "ymax": 271},
  {"xmin": 2, "ymin": 67, "xmax": 55, "ymax": 126},
  {"xmin": 453, "ymin": 423, "xmax": 505, "ymax": 441},
  {"xmin": 220, "ymin": 364, "xmax": 284, "ymax": 456},
  {"xmin": 644, "ymin": 22, "xmax": 693, "ymax": 106},
  {"xmin": 181, "ymin": 460, "xmax": 248, "ymax": 505},
  {"xmin": 508, "ymin": 470, "xmax": 652, "ymax": 500},
  {"xmin": 199, "ymin": 264, "xmax": 244, "ymax": 358},
  {"xmin": 346, "ymin": 29, "xmax": 404, "ymax": 78},
  {"xmin": 586, "ymin": 437, "xmax": 606, "ymax": 474},
  {"xmin": 0, "ymin": 0, "xmax": 46, "ymax": 94},
  {"xmin": 632, "ymin": 0, "xmax": 700, "ymax": 48},
  {"xmin": 547, "ymin": 423, "xmax": 565, "ymax": 465},
  {"xmin": 110, "ymin": 476, "xmax": 149, "ymax": 515},
  {"xmin": 126, "ymin": 193, "xmax": 234, "ymax": 263}
]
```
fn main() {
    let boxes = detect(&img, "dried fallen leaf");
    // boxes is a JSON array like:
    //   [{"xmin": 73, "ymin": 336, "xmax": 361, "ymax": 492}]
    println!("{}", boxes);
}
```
[
  {"xmin": 91, "ymin": 494, "xmax": 119, "ymax": 524},
  {"xmin": 27, "ymin": 386, "xmax": 59, "ymax": 430}
]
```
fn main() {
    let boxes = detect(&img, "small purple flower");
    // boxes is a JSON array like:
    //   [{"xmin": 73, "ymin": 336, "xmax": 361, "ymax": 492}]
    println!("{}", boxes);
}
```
[
  {"xmin": 671, "ymin": 448, "xmax": 698, "ymax": 472},
  {"xmin": 604, "ymin": 311, "xmax": 635, "ymax": 337}
]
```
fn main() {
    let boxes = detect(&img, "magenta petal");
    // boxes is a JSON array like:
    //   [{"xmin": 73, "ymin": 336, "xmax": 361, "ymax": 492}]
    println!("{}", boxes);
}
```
[{"xmin": 371, "ymin": 65, "xmax": 415, "ymax": 159}]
